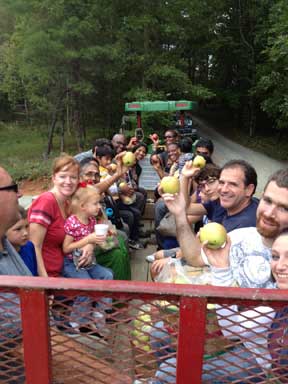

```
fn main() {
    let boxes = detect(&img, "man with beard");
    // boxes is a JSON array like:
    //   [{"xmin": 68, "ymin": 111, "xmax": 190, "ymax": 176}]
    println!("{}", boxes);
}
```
[{"xmin": 163, "ymin": 168, "xmax": 288, "ymax": 288}]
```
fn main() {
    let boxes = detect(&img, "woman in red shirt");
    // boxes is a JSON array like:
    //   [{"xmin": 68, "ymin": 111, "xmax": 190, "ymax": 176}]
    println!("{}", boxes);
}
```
[{"xmin": 28, "ymin": 154, "xmax": 92, "ymax": 277}]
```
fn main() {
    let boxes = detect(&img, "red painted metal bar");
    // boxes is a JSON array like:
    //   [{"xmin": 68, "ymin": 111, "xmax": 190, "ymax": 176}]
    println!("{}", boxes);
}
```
[
  {"xmin": 137, "ymin": 111, "xmax": 141, "ymax": 128},
  {"xmin": 177, "ymin": 296, "xmax": 207, "ymax": 383},
  {"xmin": 180, "ymin": 110, "xmax": 185, "ymax": 127},
  {"xmin": 20, "ymin": 289, "xmax": 51, "ymax": 384},
  {"xmin": 1, "ymin": 277, "xmax": 288, "ymax": 303}
]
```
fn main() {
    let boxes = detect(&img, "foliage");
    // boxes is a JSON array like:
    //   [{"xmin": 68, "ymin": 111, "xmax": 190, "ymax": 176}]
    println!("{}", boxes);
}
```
[
  {"xmin": 0, "ymin": 0, "xmax": 288, "ymax": 150},
  {"xmin": 253, "ymin": 0, "xmax": 288, "ymax": 130}
]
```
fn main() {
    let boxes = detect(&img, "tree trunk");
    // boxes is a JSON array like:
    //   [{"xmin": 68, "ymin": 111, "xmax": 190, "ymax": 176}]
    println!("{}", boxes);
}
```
[
  {"xmin": 44, "ymin": 90, "xmax": 68, "ymax": 158},
  {"xmin": 60, "ymin": 113, "xmax": 65, "ymax": 152}
]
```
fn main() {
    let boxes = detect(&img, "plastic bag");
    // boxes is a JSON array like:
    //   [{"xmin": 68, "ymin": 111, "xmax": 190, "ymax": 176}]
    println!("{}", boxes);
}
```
[
  {"xmin": 98, "ymin": 223, "xmax": 119, "ymax": 252},
  {"xmin": 154, "ymin": 258, "xmax": 191, "ymax": 284},
  {"xmin": 155, "ymin": 258, "xmax": 212, "ymax": 285},
  {"xmin": 156, "ymin": 212, "xmax": 176, "ymax": 237}
]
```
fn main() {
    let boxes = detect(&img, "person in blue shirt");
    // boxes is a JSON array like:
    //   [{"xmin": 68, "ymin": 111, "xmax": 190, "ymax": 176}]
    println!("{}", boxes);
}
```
[{"xmin": 6, "ymin": 205, "xmax": 38, "ymax": 276}]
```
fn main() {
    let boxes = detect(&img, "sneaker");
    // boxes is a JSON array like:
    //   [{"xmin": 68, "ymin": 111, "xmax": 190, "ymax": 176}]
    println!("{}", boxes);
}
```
[
  {"xmin": 128, "ymin": 240, "xmax": 144, "ymax": 250},
  {"xmin": 145, "ymin": 254, "xmax": 155, "ymax": 263}
]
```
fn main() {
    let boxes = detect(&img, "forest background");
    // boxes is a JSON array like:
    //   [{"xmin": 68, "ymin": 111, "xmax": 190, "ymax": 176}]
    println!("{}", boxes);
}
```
[{"xmin": 0, "ymin": 0, "xmax": 288, "ymax": 181}]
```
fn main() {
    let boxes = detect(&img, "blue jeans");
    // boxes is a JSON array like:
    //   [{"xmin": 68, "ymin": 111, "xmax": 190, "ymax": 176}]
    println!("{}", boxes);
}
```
[
  {"xmin": 62, "ymin": 258, "xmax": 113, "ymax": 325},
  {"xmin": 151, "ymin": 323, "xmax": 265, "ymax": 383}
]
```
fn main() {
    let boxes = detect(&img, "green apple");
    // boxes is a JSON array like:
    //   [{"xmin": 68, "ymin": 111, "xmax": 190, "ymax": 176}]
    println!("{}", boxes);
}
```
[
  {"xmin": 160, "ymin": 176, "xmax": 180, "ymax": 194},
  {"xmin": 193, "ymin": 155, "xmax": 206, "ymax": 168},
  {"xmin": 131, "ymin": 329, "xmax": 141, "ymax": 337},
  {"xmin": 141, "ymin": 345, "xmax": 151, "ymax": 352},
  {"xmin": 199, "ymin": 222, "xmax": 227, "ymax": 249},
  {"xmin": 139, "ymin": 314, "xmax": 151, "ymax": 323},
  {"xmin": 122, "ymin": 152, "xmax": 136, "ymax": 167},
  {"xmin": 137, "ymin": 334, "xmax": 150, "ymax": 342}
]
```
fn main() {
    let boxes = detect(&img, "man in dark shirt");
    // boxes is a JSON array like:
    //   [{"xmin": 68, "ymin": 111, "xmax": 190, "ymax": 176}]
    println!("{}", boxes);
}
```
[{"xmin": 186, "ymin": 159, "xmax": 258, "ymax": 232}]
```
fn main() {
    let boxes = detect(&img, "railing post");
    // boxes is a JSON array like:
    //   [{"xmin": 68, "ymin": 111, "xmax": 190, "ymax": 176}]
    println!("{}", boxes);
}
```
[
  {"xmin": 20, "ymin": 289, "xmax": 51, "ymax": 384},
  {"xmin": 177, "ymin": 296, "xmax": 207, "ymax": 383}
]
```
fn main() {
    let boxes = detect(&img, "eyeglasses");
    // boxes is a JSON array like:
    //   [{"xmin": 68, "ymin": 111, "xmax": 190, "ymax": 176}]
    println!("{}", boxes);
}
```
[
  {"xmin": 84, "ymin": 172, "xmax": 100, "ymax": 179},
  {"xmin": 198, "ymin": 178, "xmax": 217, "ymax": 190},
  {"xmin": 0, "ymin": 183, "xmax": 18, "ymax": 193},
  {"xmin": 164, "ymin": 135, "xmax": 174, "ymax": 139},
  {"xmin": 196, "ymin": 150, "xmax": 209, "ymax": 156},
  {"xmin": 116, "ymin": 141, "xmax": 125, "ymax": 146}
]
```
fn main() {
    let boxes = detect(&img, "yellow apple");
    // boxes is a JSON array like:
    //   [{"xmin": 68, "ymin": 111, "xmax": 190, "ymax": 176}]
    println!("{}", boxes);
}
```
[
  {"xmin": 122, "ymin": 152, "xmax": 136, "ymax": 167},
  {"xmin": 160, "ymin": 176, "xmax": 180, "ymax": 194},
  {"xmin": 193, "ymin": 155, "xmax": 206, "ymax": 168},
  {"xmin": 174, "ymin": 276, "xmax": 189, "ymax": 284},
  {"xmin": 119, "ymin": 181, "xmax": 127, "ymax": 189},
  {"xmin": 137, "ymin": 334, "xmax": 150, "ymax": 342},
  {"xmin": 109, "ymin": 163, "xmax": 117, "ymax": 172},
  {"xmin": 139, "ymin": 314, "xmax": 151, "ymax": 323},
  {"xmin": 199, "ymin": 222, "xmax": 227, "ymax": 249}
]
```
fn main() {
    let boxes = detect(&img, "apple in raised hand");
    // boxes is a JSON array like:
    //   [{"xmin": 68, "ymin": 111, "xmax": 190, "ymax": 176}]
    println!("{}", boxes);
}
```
[
  {"xmin": 160, "ymin": 176, "xmax": 180, "ymax": 194},
  {"xmin": 199, "ymin": 222, "xmax": 227, "ymax": 249},
  {"xmin": 109, "ymin": 163, "xmax": 117, "ymax": 172},
  {"xmin": 122, "ymin": 151, "xmax": 136, "ymax": 167},
  {"xmin": 151, "ymin": 133, "xmax": 159, "ymax": 141},
  {"xmin": 193, "ymin": 155, "xmax": 206, "ymax": 168}
]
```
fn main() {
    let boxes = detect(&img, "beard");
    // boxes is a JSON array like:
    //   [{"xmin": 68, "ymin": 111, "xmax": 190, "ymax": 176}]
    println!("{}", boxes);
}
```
[{"xmin": 256, "ymin": 214, "xmax": 280, "ymax": 238}]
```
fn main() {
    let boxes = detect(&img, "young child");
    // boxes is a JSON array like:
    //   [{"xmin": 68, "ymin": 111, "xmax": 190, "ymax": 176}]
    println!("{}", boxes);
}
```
[
  {"xmin": 95, "ymin": 146, "xmax": 119, "ymax": 197},
  {"xmin": 62, "ymin": 184, "xmax": 113, "ymax": 334},
  {"xmin": 6, "ymin": 206, "xmax": 38, "ymax": 276},
  {"xmin": 62, "ymin": 184, "xmax": 113, "ymax": 278}
]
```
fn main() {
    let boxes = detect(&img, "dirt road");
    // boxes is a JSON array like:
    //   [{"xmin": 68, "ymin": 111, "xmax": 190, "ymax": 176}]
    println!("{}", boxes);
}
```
[{"xmin": 194, "ymin": 116, "xmax": 288, "ymax": 197}]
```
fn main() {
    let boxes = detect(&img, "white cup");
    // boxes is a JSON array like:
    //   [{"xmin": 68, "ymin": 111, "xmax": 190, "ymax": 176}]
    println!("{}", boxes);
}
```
[{"xmin": 94, "ymin": 224, "xmax": 109, "ymax": 236}]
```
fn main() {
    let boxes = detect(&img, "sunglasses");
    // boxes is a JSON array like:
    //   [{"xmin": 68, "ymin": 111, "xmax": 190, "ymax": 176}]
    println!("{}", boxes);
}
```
[
  {"xmin": 0, "ymin": 183, "xmax": 18, "ymax": 193},
  {"xmin": 84, "ymin": 172, "xmax": 100, "ymax": 178},
  {"xmin": 196, "ymin": 150, "xmax": 209, "ymax": 156},
  {"xmin": 164, "ymin": 135, "xmax": 174, "ymax": 139}
]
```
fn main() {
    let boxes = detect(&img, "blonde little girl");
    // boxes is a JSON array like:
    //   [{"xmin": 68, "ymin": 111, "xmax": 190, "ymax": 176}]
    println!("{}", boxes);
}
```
[{"xmin": 62, "ymin": 184, "xmax": 113, "ymax": 335}]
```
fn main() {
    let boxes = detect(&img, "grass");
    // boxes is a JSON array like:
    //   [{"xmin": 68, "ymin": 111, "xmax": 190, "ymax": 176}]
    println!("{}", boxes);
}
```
[{"xmin": 0, "ymin": 121, "xmax": 112, "ymax": 181}]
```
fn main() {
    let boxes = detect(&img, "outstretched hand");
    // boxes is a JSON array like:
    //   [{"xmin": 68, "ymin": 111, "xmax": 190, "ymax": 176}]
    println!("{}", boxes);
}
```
[
  {"xmin": 201, "ymin": 235, "xmax": 231, "ymax": 268},
  {"xmin": 181, "ymin": 160, "xmax": 201, "ymax": 179},
  {"xmin": 149, "ymin": 134, "xmax": 159, "ymax": 146},
  {"xmin": 162, "ymin": 192, "xmax": 186, "ymax": 216}
]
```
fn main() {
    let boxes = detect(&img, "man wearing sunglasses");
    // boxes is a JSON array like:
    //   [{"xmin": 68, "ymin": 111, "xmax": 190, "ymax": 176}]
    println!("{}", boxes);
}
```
[
  {"xmin": 0, "ymin": 166, "xmax": 30, "ymax": 273},
  {"xmin": 0, "ymin": 167, "xmax": 31, "ymax": 383}
]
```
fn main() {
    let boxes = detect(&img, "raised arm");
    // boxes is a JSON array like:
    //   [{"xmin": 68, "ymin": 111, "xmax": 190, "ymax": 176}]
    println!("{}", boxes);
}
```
[
  {"xmin": 95, "ymin": 152, "xmax": 129, "ymax": 194},
  {"xmin": 162, "ymin": 192, "xmax": 204, "ymax": 267}
]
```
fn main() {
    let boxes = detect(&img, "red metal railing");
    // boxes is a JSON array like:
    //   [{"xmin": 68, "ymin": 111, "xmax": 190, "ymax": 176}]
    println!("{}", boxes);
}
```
[{"xmin": 0, "ymin": 276, "xmax": 287, "ymax": 384}]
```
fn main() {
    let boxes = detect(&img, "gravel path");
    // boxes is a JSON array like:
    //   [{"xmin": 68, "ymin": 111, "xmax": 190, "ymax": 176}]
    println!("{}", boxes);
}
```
[{"xmin": 194, "ymin": 116, "xmax": 288, "ymax": 197}]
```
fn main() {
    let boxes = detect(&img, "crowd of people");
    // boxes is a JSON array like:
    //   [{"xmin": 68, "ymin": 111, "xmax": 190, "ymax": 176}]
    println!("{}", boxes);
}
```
[{"xmin": 0, "ymin": 127, "xmax": 288, "ymax": 383}]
